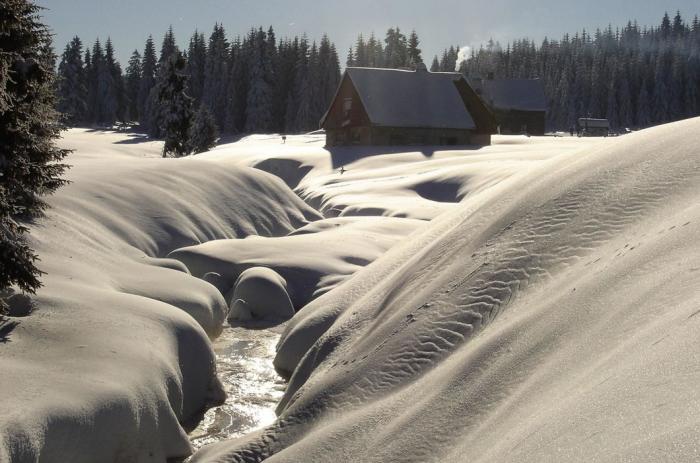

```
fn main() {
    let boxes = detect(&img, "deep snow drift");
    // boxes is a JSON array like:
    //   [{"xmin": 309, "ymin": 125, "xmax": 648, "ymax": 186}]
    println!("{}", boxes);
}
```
[
  {"xmin": 5, "ymin": 122, "xmax": 694, "ymax": 463},
  {"xmin": 0, "ymin": 129, "xmax": 322, "ymax": 462},
  {"xmin": 193, "ymin": 119, "xmax": 700, "ymax": 462}
]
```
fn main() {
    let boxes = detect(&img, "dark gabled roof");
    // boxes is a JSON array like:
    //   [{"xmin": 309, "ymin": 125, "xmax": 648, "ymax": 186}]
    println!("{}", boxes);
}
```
[
  {"xmin": 473, "ymin": 78, "xmax": 547, "ymax": 112},
  {"xmin": 324, "ymin": 67, "xmax": 477, "ymax": 130}
]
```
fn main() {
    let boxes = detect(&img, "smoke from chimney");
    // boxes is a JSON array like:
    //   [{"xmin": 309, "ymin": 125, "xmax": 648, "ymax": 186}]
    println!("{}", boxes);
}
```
[{"xmin": 455, "ymin": 46, "xmax": 471, "ymax": 72}]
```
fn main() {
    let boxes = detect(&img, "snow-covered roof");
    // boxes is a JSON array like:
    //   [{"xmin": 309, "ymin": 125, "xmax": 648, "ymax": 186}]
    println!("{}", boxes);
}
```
[
  {"xmin": 475, "ymin": 78, "xmax": 547, "ymax": 112},
  {"xmin": 344, "ymin": 67, "xmax": 477, "ymax": 130}
]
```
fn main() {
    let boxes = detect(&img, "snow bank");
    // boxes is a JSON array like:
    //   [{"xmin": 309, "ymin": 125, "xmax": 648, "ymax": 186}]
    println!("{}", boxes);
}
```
[
  {"xmin": 228, "ymin": 267, "xmax": 295, "ymax": 322},
  {"xmin": 0, "ymin": 129, "xmax": 319, "ymax": 462},
  {"xmin": 169, "ymin": 216, "xmax": 424, "ymax": 310},
  {"xmin": 193, "ymin": 119, "xmax": 700, "ymax": 462},
  {"xmin": 201, "ymin": 133, "xmax": 589, "ymax": 220}
]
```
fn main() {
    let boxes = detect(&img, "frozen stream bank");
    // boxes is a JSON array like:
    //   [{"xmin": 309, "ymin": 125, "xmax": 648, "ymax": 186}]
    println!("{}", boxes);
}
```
[{"xmin": 189, "ymin": 326, "xmax": 285, "ymax": 451}]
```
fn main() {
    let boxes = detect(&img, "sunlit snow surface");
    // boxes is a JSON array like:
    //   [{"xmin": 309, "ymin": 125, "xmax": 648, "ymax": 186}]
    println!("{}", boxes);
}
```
[{"xmin": 190, "ymin": 326, "xmax": 285, "ymax": 450}]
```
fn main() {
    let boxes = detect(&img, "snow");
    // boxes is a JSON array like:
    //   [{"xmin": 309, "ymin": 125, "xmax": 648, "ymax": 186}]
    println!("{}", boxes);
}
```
[
  {"xmin": 0, "ymin": 129, "xmax": 319, "ymax": 461},
  {"xmin": 4, "ymin": 118, "xmax": 699, "ymax": 462},
  {"xmin": 192, "ymin": 118, "xmax": 700, "ymax": 462},
  {"xmin": 228, "ymin": 267, "xmax": 295, "ymax": 322}
]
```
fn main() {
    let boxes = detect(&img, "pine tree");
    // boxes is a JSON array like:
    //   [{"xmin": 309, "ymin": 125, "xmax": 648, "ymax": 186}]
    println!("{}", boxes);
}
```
[
  {"xmin": 287, "ymin": 35, "xmax": 313, "ymax": 132},
  {"xmin": 159, "ymin": 26, "xmax": 177, "ymax": 63},
  {"xmin": 102, "ymin": 38, "xmax": 123, "ymax": 124},
  {"xmin": 145, "ymin": 28, "xmax": 180, "ymax": 137},
  {"xmin": 137, "ymin": 36, "xmax": 157, "ymax": 129},
  {"xmin": 1, "ymin": 0, "xmax": 70, "ymax": 302},
  {"xmin": 189, "ymin": 105, "xmax": 218, "ymax": 153},
  {"xmin": 430, "ymin": 55, "xmax": 440, "ymax": 72},
  {"xmin": 272, "ymin": 37, "xmax": 298, "ymax": 132},
  {"xmin": 319, "ymin": 35, "xmax": 341, "ymax": 108},
  {"xmin": 156, "ymin": 52, "xmax": 193, "ymax": 157},
  {"xmin": 245, "ymin": 27, "xmax": 274, "ymax": 132},
  {"xmin": 86, "ymin": 39, "xmax": 103, "ymax": 123},
  {"xmin": 224, "ymin": 36, "xmax": 249, "ymax": 133},
  {"xmin": 186, "ymin": 31, "xmax": 207, "ymax": 105},
  {"xmin": 407, "ymin": 30, "xmax": 423, "ymax": 66},
  {"xmin": 56, "ymin": 36, "xmax": 87, "ymax": 124},
  {"xmin": 384, "ymin": 27, "xmax": 408, "ymax": 68},
  {"xmin": 124, "ymin": 50, "xmax": 141, "ymax": 122},
  {"xmin": 202, "ymin": 24, "xmax": 229, "ymax": 131}
]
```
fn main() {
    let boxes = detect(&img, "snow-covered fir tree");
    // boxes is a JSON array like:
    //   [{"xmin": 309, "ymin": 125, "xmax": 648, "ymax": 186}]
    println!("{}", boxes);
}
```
[
  {"xmin": 1, "ymin": 0, "xmax": 70, "ymax": 301},
  {"xmin": 156, "ymin": 52, "xmax": 194, "ymax": 157},
  {"xmin": 146, "ymin": 28, "xmax": 180, "ymax": 137}
]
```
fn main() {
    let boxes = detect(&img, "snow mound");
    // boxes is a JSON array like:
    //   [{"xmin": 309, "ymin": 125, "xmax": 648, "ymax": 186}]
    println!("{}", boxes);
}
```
[
  {"xmin": 170, "ymin": 216, "xmax": 424, "ymax": 310},
  {"xmin": 192, "ymin": 118, "xmax": 700, "ymax": 462},
  {"xmin": 228, "ymin": 267, "xmax": 295, "ymax": 322},
  {"xmin": 0, "ymin": 129, "xmax": 320, "ymax": 462}
]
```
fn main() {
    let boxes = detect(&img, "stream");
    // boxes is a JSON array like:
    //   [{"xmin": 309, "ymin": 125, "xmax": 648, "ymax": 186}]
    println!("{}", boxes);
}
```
[{"xmin": 189, "ymin": 325, "xmax": 286, "ymax": 450}]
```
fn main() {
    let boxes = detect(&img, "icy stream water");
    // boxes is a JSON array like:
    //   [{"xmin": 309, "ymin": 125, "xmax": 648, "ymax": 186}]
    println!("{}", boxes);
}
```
[{"xmin": 189, "ymin": 325, "xmax": 286, "ymax": 451}]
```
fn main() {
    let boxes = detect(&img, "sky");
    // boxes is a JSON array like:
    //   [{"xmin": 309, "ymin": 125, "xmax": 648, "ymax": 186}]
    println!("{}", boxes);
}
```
[{"xmin": 39, "ymin": 0, "xmax": 698, "ymax": 68}]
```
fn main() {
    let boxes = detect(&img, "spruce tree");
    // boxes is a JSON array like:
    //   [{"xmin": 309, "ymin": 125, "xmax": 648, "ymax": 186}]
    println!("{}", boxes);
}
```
[
  {"xmin": 202, "ymin": 24, "xmax": 229, "ymax": 131},
  {"xmin": 86, "ymin": 39, "xmax": 103, "ymax": 123},
  {"xmin": 56, "ymin": 36, "xmax": 87, "ymax": 124},
  {"xmin": 224, "ymin": 36, "xmax": 248, "ymax": 133},
  {"xmin": 1, "ymin": 0, "xmax": 70, "ymax": 303},
  {"xmin": 245, "ymin": 27, "xmax": 274, "ymax": 132},
  {"xmin": 124, "ymin": 50, "xmax": 141, "ymax": 122},
  {"xmin": 145, "ymin": 28, "xmax": 179, "ymax": 137},
  {"xmin": 102, "ymin": 38, "xmax": 123, "ymax": 124},
  {"xmin": 287, "ymin": 35, "xmax": 313, "ymax": 132},
  {"xmin": 137, "ymin": 36, "xmax": 157, "ymax": 129},
  {"xmin": 189, "ymin": 105, "xmax": 218, "ymax": 153},
  {"xmin": 186, "ymin": 31, "xmax": 207, "ymax": 105},
  {"xmin": 430, "ymin": 55, "xmax": 440, "ymax": 72},
  {"xmin": 407, "ymin": 30, "xmax": 423, "ymax": 66},
  {"xmin": 156, "ymin": 52, "xmax": 193, "ymax": 157}
]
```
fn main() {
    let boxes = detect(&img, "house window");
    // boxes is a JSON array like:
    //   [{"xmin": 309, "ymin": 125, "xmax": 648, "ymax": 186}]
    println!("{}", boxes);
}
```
[{"xmin": 343, "ymin": 98, "xmax": 352, "ymax": 115}]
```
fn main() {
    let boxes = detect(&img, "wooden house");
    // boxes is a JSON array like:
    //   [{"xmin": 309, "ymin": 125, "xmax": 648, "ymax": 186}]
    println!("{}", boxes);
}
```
[
  {"xmin": 470, "ymin": 77, "xmax": 547, "ymax": 136},
  {"xmin": 320, "ymin": 65, "xmax": 497, "ymax": 147}
]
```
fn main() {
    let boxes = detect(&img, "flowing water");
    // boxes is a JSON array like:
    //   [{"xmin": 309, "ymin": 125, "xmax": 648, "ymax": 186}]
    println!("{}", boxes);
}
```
[{"xmin": 189, "ymin": 325, "xmax": 286, "ymax": 450}]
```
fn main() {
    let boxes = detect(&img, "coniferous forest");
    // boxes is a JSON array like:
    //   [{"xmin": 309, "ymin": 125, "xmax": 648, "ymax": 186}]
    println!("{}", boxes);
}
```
[
  {"xmin": 56, "ymin": 12, "xmax": 700, "ymax": 142},
  {"xmin": 56, "ymin": 25, "xmax": 342, "ymax": 149}
]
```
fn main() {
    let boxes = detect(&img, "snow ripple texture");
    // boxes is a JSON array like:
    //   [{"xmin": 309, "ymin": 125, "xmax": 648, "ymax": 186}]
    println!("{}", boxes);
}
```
[{"xmin": 193, "ymin": 118, "xmax": 700, "ymax": 463}]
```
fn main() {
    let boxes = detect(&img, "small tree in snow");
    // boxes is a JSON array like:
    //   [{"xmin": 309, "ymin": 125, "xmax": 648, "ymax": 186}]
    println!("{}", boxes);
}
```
[{"xmin": 189, "ymin": 105, "xmax": 218, "ymax": 154}]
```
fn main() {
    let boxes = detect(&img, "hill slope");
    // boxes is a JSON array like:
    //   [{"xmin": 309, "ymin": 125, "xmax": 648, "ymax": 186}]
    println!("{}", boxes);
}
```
[{"xmin": 194, "ymin": 118, "xmax": 700, "ymax": 462}]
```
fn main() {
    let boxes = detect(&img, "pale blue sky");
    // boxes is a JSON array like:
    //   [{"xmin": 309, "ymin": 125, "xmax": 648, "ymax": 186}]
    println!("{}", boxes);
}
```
[{"xmin": 39, "ymin": 0, "xmax": 698, "ymax": 67}]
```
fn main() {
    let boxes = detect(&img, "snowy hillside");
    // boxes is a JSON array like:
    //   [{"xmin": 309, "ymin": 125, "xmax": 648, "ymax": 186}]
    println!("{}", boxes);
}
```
[
  {"xmin": 194, "ymin": 119, "xmax": 700, "ymax": 462},
  {"xmin": 2, "ymin": 120, "xmax": 698, "ymax": 462}
]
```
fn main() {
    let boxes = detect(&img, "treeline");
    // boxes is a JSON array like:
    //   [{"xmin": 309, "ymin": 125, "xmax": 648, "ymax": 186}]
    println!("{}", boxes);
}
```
[
  {"xmin": 345, "ymin": 28, "xmax": 423, "ymax": 68},
  {"xmin": 457, "ymin": 12, "xmax": 700, "ymax": 130},
  {"xmin": 56, "ymin": 25, "xmax": 341, "ymax": 139}
]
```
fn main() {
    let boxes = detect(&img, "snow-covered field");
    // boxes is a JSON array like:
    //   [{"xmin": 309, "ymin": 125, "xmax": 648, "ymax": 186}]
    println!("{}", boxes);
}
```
[{"xmin": 1, "ymin": 121, "xmax": 698, "ymax": 462}]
